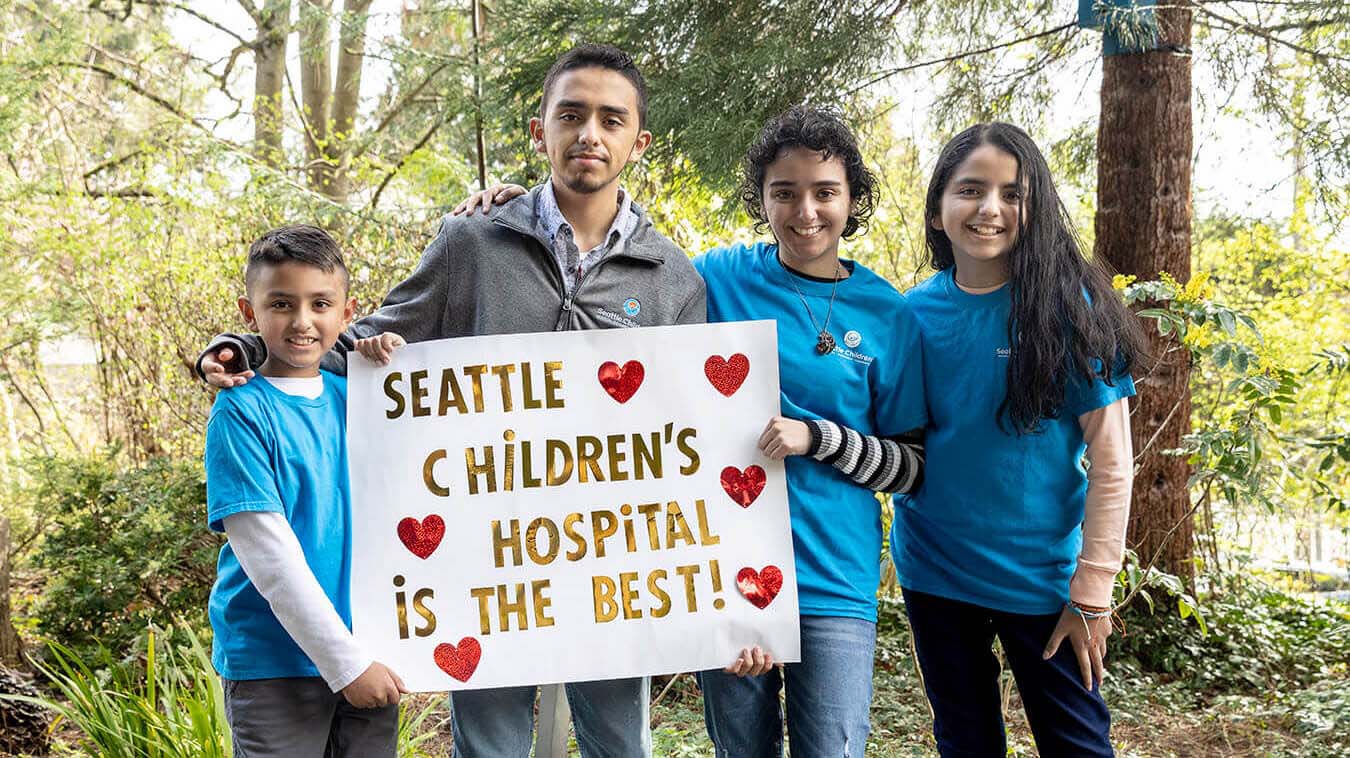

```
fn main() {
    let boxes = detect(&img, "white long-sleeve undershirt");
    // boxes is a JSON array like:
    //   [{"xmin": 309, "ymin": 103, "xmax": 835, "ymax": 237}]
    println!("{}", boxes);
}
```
[
  {"xmin": 223, "ymin": 511, "xmax": 372, "ymax": 692},
  {"xmin": 221, "ymin": 373, "xmax": 370, "ymax": 692}
]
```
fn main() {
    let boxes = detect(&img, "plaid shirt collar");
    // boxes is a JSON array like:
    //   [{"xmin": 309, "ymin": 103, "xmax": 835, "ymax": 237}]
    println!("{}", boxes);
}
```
[{"xmin": 536, "ymin": 179, "xmax": 637, "ymax": 252}]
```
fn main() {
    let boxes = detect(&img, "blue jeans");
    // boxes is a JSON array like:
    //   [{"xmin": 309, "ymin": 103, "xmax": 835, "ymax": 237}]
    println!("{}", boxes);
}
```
[
  {"xmin": 449, "ymin": 678, "xmax": 649, "ymax": 758},
  {"xmin": 902, "ymin": 587, "xmax": 1113, "ymax": 757},
  {"xmin": 697, "ymin": 615, "xmax": 877, "ymax": 758}
]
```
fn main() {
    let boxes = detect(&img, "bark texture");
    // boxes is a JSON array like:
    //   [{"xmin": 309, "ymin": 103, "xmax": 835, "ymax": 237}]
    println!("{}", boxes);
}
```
[
  {"xmin": 299, "ymin": 0, "xmax": 372, "ymax": 202},
  {"xmin": 251, "ymin": 0, "xmax": 290, "ymax": 168},
  {"xmin": 1095, "ymin": 3, "xmax": 1196, "ymax": 580},
  {"xmin": 0, "ymin": 517, "xmax": 19, "ymax": 663},
  {"xmin": 300, "ymin": 0, "xmax": 334, "ymax": 193}
]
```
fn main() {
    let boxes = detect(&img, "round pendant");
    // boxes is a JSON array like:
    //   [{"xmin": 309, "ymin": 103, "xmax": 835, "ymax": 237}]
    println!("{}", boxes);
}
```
[{"xmin": 815, "ymin": 331, "xmax": 836, "ymax": 355}]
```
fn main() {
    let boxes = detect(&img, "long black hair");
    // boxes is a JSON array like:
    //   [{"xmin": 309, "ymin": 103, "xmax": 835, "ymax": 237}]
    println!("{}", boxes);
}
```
[{"xmin": 924, "ymin": 123, "xmax": 1146, "ymax": 434}]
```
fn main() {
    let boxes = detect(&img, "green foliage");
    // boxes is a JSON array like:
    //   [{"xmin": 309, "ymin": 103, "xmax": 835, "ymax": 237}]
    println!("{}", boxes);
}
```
[
  {"xmin": 1123, "ymin": 268, "xmax": 1347, "ymax": 519},
  {"xmin": 1114, "ymin": 576, "xmax": 1350, "ymax": 695},
  {"xmin": 23, "ymin": 453, "xmax": 218, "ymax": 660},
  {"xmin": 3, "ymin": 625, "xmax": 231, "ymax": 758},
  {"xmin": 7, "ymin": 626, "xmax": 453, "ymax": 757},
  {"xmin": 492, "ymin": 0, "xmax": 908, "ymax": 196},
  {"xmin": 396, "ymin": 694, "xmax": 451, "ymax": 758}
]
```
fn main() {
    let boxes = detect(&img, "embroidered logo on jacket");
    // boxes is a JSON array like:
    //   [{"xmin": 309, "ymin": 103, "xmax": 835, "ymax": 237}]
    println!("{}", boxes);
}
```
[
  {"xmin": 598, "ymin": 308, "xmax": 640, "ymax": 328},
  {"xmin": 622, "ymin": 298, "xmax": 641, "ymax": 317}
]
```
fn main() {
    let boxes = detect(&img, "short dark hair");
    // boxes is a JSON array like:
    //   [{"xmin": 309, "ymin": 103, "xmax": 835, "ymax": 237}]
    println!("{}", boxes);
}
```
[
  {"xmin": 740, "ymin": 105, "xmax": 877, "ymax": 239},
  {"xmin": 244, "ymin": 224, "xmax": 349, "ymax": 292},
  {"xmin": 540, "ymin": 44, "xmax": 648, "ymax": 129}
]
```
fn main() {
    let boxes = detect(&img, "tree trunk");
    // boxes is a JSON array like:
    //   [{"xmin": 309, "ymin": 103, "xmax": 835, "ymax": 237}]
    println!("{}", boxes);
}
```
[
  {"xmin": 327, "ymin": 0, "xmax": 374, "ymax": 202},
  {"xmin": 1095, "ymin": 2, "xmax": 1195, "ymax": 581},
  {"xmin": 252, "ymin": 0, "xmax": 290, "ymax": 168},
  {"xmin": 0, "ymin": 517, "xmax": 20, "ymax": 664},
  {"xmin": 300, "ymin": 0, "xmax": 335, "ymax": 195},
  {"xmin": 471, "ymin": 0, "xmax": 487, "ymax": 190}
]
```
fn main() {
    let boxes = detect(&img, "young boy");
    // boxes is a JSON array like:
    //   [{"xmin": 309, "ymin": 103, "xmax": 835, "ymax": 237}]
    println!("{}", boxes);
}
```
[
  {"xmin": 198, "ymin": 46, "xmax": 704, "ymax": 757},
  {"xmin": 205, "ymin": 225, "xmax": 406, "ymax": 756}
]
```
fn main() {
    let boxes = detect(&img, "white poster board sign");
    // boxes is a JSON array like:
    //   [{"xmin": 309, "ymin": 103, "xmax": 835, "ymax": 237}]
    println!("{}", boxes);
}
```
[{"xmin": 347, "ymin": 321, "xmax": 799, "ymax": 691}]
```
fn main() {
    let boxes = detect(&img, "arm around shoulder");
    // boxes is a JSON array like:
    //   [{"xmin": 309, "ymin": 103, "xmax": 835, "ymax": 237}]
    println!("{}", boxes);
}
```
[{"xmin": 347, "ymin": 215, "xmax": 465, "ymax": 343}]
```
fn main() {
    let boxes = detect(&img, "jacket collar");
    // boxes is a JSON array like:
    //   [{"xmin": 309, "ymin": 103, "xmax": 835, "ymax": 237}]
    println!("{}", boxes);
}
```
[{"xmin": 492, "ymin": 184, "xmax": 667, "ymax": 265}]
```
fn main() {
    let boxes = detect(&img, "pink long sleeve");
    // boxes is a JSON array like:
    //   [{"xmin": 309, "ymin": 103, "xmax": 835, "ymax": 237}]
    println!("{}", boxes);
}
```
[{"xmin": 1069, "ymin": 398, "xmax": 1134, "ymax": 608}]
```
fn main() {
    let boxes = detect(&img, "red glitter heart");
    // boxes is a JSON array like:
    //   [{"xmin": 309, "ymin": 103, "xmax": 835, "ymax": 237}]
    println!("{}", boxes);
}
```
[
  {"xmin": 433, "ymin": 637, "xmax": 481, "ymax": 682},
  {"xmin": 597, "ymin": 360, "xmax": 645, "ymax": 403},
  {"xmin": 736, "ymin": 566, "xmax": 784, "ymax": 609},
  {"xmin": 397, "ymin": 515, "xmax": 445, "ymax": 559},
  {"xmin": 720, "ymin": 465, "xmax": 766, "ymax": 508},
  {"xmin": 704, "ymin": 354, "xmax": 750, "ymax": 397}
]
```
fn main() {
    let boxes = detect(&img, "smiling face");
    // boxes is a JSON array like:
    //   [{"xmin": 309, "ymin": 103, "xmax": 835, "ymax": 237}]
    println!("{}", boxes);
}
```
[
  {"xmin": 762, "ymin": 147, "xmax": 853, "ymax": 275},
  {"xmin": 932, "ymin": 142, "xmax": 1024, "ymax": 277},
  {"xmin": 239, "ymin": 261, "xmax": 355, "ymax": 378},
  {"xmin": 529, "ymin": 67, "xmax": 652, "ymax": 196}
]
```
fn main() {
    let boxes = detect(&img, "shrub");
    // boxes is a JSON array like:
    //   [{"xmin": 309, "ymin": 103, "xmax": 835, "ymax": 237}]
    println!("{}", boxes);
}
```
[
  {"xmin": 1114, "ymin": 578, "xmax": 1350, "ymax": 694},
  {"xmin": 24, "ymin": 453, "xmax": 219, "ymax": 659}
]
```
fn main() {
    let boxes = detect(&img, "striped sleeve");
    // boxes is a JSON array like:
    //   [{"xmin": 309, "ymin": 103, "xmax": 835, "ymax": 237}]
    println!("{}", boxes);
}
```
[{"xmin": 805, "ymin": 419, "xmax": 925, "ymax": 494}]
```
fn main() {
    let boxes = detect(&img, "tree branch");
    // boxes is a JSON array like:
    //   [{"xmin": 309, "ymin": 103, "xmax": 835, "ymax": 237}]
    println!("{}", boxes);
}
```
[
  {"xmin": 847, "ymin": 21, "xmax": 1079, "ymax": 96},
  {"xmin": 284, "ymin": 66, "xmax": 323, "ymax": 158},
  {"xmin": 368, "ymin": 113, "xmax": 447, "ymax": 210},
  {"xmin": 82, "ymin": 149, "xmax": 146, "ymax": 180},
  {"xmin": 134, "ymin": 0, "xmax": 255, "ymax": 48},
  {"xmin": 1194, "ymin": 5, "xmax": 1350, "ymax": 63},
  {"xmin": 235, "ymin": 0, "xmax": 265, "ymax": 26},
  {"xmin": 58, "ymin": 60, "xmax": 215, "ymax": 136},
  {"xmin": 349, "ymin": 61, "xmax": 451, "ymax": 161}
]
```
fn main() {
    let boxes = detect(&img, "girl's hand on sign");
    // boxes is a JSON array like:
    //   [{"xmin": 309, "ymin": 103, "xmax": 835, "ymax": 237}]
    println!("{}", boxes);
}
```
[
  {"xmin": 452, "ymin": 183, "xmax": 528, "ymax": 216},
  {"xmin": 724, "ymin": 645, "xmax": 775, "ymax": 677},
  {"xmin": 342, "ymin": 661, "xmax": 408, "ymax": 709},
  {"xmin": 355, "ymin": 332, "xmax": 406, "ymax": 365},
  {"xmin": 758, "ymin": 416, "xmax": 811, "ymax": 460},
  {"xmin": 1042, "ymin": 606, "xmax": 1111, "ymax": 690}
]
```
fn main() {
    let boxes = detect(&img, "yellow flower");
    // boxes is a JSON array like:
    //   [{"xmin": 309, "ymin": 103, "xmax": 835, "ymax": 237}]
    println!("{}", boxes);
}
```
[
  {"xmin": 1112, "ymin": 274, "xmax": 1136, "ymax": 291},
  {"xmin": 1182, "ymin": 271, "xmax": 1216, "ymax": 303},
  {"xmin": 1182, "ymin": 323, "xmax": 1215, "ymax": 349},
  {"xmin": 1157, "ymin": 271, "xmax": 1181, "ymax": 298}
]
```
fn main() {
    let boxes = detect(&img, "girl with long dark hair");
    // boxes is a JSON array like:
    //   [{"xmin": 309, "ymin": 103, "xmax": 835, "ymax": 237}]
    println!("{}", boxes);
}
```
[{"xmin": 895, "ymin": 122, "xmax": 1145, "ymax": 756}]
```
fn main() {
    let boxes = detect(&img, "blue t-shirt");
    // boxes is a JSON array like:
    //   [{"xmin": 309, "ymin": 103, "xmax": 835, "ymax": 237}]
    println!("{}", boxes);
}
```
[
  {"xmin": 696, "ymin": 242, "xmax": 927, "ymax": 621},
  {"xmin": 205, "ymin": 371, "xmax": 352, "ymax": 681},
  {"xmin": 893, "ymin": 269, "xmax": 1136, "ymax": 614}
]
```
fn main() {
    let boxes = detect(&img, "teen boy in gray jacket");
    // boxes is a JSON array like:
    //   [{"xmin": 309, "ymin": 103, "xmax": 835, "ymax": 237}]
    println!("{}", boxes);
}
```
[{"xmin": 200, "ymin": 45, "xmax": 703, "ymax": 758}]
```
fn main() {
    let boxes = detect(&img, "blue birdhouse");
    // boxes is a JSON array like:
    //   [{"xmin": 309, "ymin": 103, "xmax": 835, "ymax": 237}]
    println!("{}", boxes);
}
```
[{"xmin": 1078, "ymin": 0, "xmax": 1160, "ymax": 56}]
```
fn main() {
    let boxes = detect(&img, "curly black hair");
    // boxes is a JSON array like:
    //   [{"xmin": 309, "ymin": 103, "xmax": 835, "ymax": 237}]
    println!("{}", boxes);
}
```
[{"xmin": 740, "ymin": 105, "xmax": 877, "ymax": 239}]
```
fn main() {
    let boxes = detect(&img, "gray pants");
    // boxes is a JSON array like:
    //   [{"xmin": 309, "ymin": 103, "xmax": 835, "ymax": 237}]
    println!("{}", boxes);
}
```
[{"xmin": 222, "ymin": 677, "xmax": 398, "ymax": 757}]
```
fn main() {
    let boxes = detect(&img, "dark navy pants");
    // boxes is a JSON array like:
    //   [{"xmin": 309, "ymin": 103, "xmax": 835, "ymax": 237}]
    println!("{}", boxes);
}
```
[{"xmin": 902, "ymin": 587, "xmax": 1113, "ymax": 757}]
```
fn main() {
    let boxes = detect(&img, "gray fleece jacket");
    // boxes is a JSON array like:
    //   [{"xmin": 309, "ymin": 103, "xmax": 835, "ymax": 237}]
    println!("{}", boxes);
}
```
[{"xmin": 203, "ymin": 185, "xmax": 707, "ymax": 375}]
